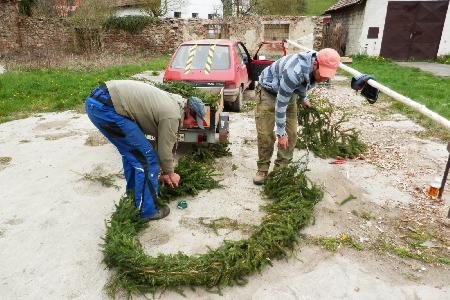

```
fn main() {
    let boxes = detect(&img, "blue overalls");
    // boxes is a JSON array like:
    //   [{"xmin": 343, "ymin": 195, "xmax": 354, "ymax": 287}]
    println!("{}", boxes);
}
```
[{"xmin": 85, "ymin": 84, "xmax": 160, "ymax": 218}]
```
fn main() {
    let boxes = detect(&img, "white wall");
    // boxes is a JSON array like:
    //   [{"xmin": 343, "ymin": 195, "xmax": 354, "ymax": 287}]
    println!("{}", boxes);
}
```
[
  {"xmin": 438, "ymin": 8, "xmax": 450, "ymax": 55},
  {"xmin": 165, "ymin": 0, "xmax": 223, "ymax": 19},
  {"xmin": 359, "ymin": 0, "xmax": 449, "ymax": 56}
]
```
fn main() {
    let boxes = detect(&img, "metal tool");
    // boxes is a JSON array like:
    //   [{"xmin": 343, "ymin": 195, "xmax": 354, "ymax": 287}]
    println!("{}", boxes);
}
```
[
  {"xmin": 438, "ymin": 142, "xmax": 450, "ymax": 218},
  {"xmin": 330, "ymin": 159, "xmax": 346, "ymax": 165}
]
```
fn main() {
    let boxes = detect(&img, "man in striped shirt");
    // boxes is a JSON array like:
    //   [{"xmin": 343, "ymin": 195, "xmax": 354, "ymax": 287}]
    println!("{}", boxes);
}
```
[{"xmin": 253, "ymin": 48, "xmax": 340, "ymax": 185}]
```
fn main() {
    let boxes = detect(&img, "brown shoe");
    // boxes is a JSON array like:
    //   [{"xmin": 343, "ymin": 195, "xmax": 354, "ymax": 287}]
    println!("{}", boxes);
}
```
[
  {"xmin": 144, "ymin": 206, "xmax": 170, "ymax": 221},
  {"xmin": 253, "ymin": 170, "xmax": 268, "ymax": 185}
]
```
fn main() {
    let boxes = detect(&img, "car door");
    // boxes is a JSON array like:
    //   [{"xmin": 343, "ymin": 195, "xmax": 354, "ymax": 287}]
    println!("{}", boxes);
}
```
[
  {"xmin": 249, "ymin": 41, "xmax": 286, "ymax": 81},
  {"xmin": 235, "ymin": 42, "xmax": 251, "ymax": 89}
]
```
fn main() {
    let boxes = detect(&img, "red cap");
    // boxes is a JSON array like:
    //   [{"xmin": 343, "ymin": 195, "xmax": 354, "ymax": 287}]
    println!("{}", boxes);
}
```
[{"xmin": 316, "ymin": 48, "xmax": 340, "ymax": 78}]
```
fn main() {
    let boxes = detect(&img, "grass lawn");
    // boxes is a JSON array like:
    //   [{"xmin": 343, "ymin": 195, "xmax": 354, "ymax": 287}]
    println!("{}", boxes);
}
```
[
  {"xmin": 305, "ymin": 0, "xmax": 337, "ymax": 16},
  {"xmin": 0, "ymin": 56, "xmax": 168, "ymax": 123},
  {"xmin": 349, "ymin": 55, "xmax": 450, "ymax": 140}
]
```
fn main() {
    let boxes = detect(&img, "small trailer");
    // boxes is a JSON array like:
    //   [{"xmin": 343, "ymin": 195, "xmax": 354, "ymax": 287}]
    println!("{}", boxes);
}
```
[{"xmin": 177, "ymin": 87, "xmax": 229, "ymax": 144}]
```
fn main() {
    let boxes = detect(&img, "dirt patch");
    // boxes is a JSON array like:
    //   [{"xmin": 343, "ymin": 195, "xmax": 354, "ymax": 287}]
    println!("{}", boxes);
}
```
[
  {"xmin": 0, "ymin": 78, "xmax": 449, "ymax": 299},
  {"xmin": 0, "ymin": 156, "xmax": 12, "ymax": 171},
  {"xmin": 84, "ymin": 132, "xmax": 108, "ymax": 146}
]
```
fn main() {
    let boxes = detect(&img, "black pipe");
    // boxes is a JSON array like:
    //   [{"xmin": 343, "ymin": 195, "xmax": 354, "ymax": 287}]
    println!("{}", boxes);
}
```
[{"xmin": 438, "ymin": 154, "xmax": 450, "ymax": 200}]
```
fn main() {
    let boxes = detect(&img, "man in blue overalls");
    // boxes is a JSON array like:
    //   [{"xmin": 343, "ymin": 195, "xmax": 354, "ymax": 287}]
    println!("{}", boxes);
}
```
[{"xmin": 85, "ymin": 80, "xmax": 184, "ymax": 221}]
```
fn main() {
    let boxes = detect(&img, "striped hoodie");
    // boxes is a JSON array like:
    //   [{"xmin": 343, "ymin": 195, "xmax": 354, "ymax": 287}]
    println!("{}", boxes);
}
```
[{"xmin": 259, "ymin": 51, "xmax": 317, "ymax": 137}]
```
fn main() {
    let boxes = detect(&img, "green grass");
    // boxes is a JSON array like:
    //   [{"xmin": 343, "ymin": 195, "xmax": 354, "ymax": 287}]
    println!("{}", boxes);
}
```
[
  {"xmin": 0, "ymin": 57, "xmax": 168, "ymax": 123},
  {"xmin": 305, "ymin": 0, "xmax": 337, "ymax": 15},
  {"xmin": 350, "ymin": 55, "xmax": 450, "ymax": 120}
]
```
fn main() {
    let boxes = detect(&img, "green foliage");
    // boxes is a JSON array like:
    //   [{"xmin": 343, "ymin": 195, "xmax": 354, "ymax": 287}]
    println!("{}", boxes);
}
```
[
  {"xmin": 81, "ymin": 167, "xmax": 120, "ymax": 190},
  {"xmin": 102, "ymin": 157, "xmax": 323, "ymax": 297},
  {"xmin": 18, "ymin": 0, "xmax": 35, "ymax": 16},
  {"xmin": 155, "ymin": 81, "xmax": 219, "ymax": 107},
  {"xmin": 339, "ymin": 194, "xmax": 357, "ymax": 206},
  {"xmin": 255, "ymin": 0, "xmax": 337, "ymax": 16},
  {"xmin": 372, "ymin": 235, "xmax": 450, "ymax": 265},
  {"xmin": 104, "ymin": 16, "xmax": 159, "ymax": 34},
  {"xmin": 296, "ymin": 94, "xmax": 367, "ymax": 159},
  {"xmin": 0, "ymin": 57, "xmax": 168, "ymax": 123},
  {"xmin": 199, "ymin": 217, "xmax": 255, "ymax": 235},
  {"xmin": 351, "ymin": 210, "xmax": 375, "ymax": 220},
  {"xmin": 311, "ymin": 234, "xmax": 364, "ymax": 252},
  {"xmin": 158, "ymin": 142, "xmax": 231, "ymax": 202},
  {"xmin": 435, "ymin": 55, "xmax": 450, "ymax": 65},
  {"xmin": 304, "ymin": 0, "xmax": 337, "ymax": 15}
]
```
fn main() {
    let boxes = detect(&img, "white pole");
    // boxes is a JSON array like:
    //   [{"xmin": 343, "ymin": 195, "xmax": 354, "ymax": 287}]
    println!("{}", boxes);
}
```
[{"xmin": 286, "ymin": 39, "xmax": 450, "ymax": 130}]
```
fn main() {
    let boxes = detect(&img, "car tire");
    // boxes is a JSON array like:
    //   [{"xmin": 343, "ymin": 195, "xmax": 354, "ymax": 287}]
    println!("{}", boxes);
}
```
[
  {"xmin": 248, "ymin": 81, "xmax": 256, "ymax": 90},
  {"xmin": 231, "ymin": 86, "xmax": 243, "ymax": 112}
]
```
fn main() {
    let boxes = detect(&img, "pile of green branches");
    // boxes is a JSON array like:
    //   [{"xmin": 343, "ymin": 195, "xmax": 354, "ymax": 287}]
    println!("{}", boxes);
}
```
[
  {"xmin": 156, "ymin": 81, "xmax": 219, "ymax": 108},
  {"xmin": 104, "ymin": 16, "xmax": 160, "ymax": 34},
  {"xmin": 297, "ymin": 94, "xmax": 367, "ymax": 158},
  {"xmin": 158, "ymin": 143, "xmax": 231, "ymax": 202},
  {"xmin": 102, "ymin": 150, "xmax": 322, "ymax": 297}
]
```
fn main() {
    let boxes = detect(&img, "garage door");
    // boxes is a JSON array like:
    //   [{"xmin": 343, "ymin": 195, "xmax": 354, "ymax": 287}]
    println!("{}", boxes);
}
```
[{"xmin": 380, "ymin": 1, "xmax": 449, "ymax": 60}]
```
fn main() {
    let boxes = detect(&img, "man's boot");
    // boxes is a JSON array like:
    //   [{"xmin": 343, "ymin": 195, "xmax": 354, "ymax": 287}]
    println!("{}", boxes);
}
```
[{"xmin": 253, "ymin": 170, "xmax": 268, "ymax": 185}]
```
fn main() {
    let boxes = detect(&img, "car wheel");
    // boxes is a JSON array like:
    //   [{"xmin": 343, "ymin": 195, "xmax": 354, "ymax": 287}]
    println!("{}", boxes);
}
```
[{"xmin": 232, "ymin": 86, "xmax": 243, "ymax": 112}]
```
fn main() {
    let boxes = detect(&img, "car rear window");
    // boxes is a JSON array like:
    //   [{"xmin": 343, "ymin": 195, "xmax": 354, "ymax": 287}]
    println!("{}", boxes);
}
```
[{"xmin": 171, "ymin": 45, "xmax": 230, "ymax": 70}]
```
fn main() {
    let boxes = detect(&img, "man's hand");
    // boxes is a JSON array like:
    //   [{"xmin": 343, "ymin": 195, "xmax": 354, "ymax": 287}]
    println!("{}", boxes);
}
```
[
  {"xmin": 161, "ymin": 172, "xmax": 181, "ymax": 188},
  {"xmin": 301, "ymin": 99, "xmax": 310, "ymax": 109},
  {"xmin": 161, "ymin": 174, "xmax": 173, "ymax": 188},
  {"xmin": 169, "ymin": 172, "xmax": 180, "ymax": 187},
  {"xmin": 277, "ymin": 135, "xmax": 289, "ymax": 150}
]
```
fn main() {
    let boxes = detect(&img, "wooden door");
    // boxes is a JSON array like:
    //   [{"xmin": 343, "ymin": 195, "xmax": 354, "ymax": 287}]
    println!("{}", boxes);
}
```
[{"xmin": 380, "ymin": 1, "xmax": 449, "ymax": 60}]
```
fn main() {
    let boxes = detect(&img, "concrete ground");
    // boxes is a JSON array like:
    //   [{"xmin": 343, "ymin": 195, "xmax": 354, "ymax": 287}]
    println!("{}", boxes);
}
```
[
  {"xmin": 0, "ymin": 74, "xmax": 449, "ymax": 299},
  {"xmin": 395, "ymin": 62, "xmax": 450, "ymax": 77}
]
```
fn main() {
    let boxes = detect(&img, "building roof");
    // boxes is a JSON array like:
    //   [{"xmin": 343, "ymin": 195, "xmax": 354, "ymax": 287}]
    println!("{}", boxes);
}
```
[{"xmin": 324, "ymin": 0, "xmax": 366, "ymax": 13}]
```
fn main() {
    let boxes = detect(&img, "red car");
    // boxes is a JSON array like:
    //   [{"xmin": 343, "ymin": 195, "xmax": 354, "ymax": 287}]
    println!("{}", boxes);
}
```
[{"xmin": 163, "ymin": 39, "xmax": 287, "ymax": 112}]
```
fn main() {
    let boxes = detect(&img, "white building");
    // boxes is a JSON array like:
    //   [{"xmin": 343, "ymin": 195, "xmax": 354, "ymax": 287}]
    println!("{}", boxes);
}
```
[
  {"xmin": 165, "ymin": 0, "xmax": 223, "ymax": 19},
  {"xmin": 324, "ymin": 0, "xmax": 450, "ymax": 60}
]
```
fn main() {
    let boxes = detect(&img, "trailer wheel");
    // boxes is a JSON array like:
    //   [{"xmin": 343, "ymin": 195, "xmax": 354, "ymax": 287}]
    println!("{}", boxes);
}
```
[{"xmin": 231, "ymin": 87, "xmax": 243, "ymax": 112}]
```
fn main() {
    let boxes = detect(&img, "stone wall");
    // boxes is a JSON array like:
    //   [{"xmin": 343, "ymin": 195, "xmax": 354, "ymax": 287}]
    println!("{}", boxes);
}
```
[
  {"xmin": 20, "ymin": 17, "xmax": 72, "ymax": 54},
  {"xmin": 102, "ymin": 19, "xmax": 206, "ymax": 55},
  {"xmin": 0, "ymin": 0, "xmax": 324, "ymax": 58},
  {"xmin": 324, "ymin": 4, "xmax": 365, "ymax": 55},
  {"xmin": 0, "ymin": 0, "xmax": 20, "ymax": 55}
]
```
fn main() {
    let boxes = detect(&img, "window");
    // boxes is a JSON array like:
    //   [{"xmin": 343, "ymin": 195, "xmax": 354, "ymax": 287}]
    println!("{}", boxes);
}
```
[
  {"xmin": 207, "ymin": 24, "xmax": 221, "ymax": 39},
  {"xmin": 236, "ymin": 44, "xmax": 248, "ymax": 65},
  {"xmin": 263, "ymin": 24, "xmax": 289, "ymax": 41},
  {"xmin": 367, "ymin": 27, "xmax": 379, "ymax": 39},
  {"xmin": 171, "ymin": 45, "xmax": 231, "ymax": 70}
]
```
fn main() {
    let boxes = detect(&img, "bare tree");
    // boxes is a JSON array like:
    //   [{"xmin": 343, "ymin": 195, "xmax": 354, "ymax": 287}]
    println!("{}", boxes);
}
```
[
  {"xmin": 221, "ymin": 0, "xmax": 260, "ymax": 16},
  {"xmin": 140, "ymin": 0, "xmax": 186, "ymax": 17}
]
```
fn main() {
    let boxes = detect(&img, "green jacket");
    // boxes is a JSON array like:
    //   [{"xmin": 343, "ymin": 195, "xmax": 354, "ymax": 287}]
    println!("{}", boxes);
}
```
[{"xmin": 106, "ymin": 80, "xmax": 183, "ymax": 173}]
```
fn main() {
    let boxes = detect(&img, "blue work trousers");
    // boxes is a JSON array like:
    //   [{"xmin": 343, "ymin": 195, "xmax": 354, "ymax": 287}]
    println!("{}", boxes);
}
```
[{"xmin": 85, "ymin": 86, "xmax": 160, "ymax": 218}]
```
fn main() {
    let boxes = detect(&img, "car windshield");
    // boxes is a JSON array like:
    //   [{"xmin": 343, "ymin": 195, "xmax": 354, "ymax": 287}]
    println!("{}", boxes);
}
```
[{"xmin": 171, "ymin": 45, "xmax": 230, "ymax": 70}]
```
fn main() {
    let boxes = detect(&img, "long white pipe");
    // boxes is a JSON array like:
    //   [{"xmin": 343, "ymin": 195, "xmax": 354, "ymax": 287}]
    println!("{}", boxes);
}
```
[{"xmin": 286, "ymin": 39, "xmax": 450, "ymax": 130}]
